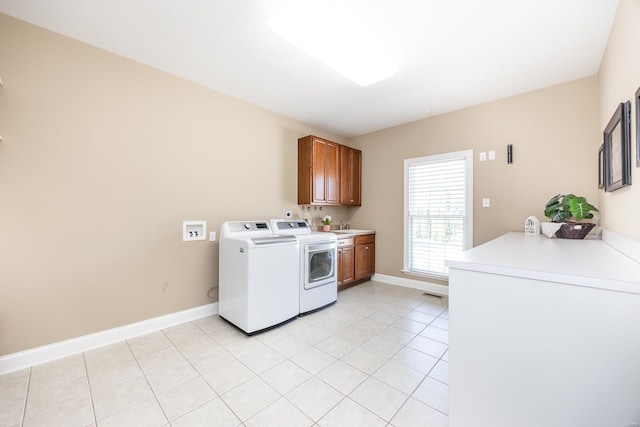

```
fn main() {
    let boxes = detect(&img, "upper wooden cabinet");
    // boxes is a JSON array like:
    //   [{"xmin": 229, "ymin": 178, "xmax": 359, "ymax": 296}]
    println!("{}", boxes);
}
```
[
  {"xmin": 339, "ymin": 145, "xmax": 361, "ymax": 206},
  {"xmin": 298, "ymin": 135, "xmax": 340, "ymax": 205},
  {"xmin": 298, "ymin": 135, "xmax": 362, "ymax": 206}
]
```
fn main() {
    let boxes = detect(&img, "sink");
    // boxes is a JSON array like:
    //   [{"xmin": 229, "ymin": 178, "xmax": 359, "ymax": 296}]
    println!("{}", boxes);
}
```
[{"xmin": 332, "ymin": 229, "xmax": 375, "ymax": 235}]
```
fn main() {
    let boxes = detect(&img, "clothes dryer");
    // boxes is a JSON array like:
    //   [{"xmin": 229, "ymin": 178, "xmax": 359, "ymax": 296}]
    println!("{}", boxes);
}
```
[{"xmin": 271, "ymin": 220, "xmax": 337, "ymax": 314}]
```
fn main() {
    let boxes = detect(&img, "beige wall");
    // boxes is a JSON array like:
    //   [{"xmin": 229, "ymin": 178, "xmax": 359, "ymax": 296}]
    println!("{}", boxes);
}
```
[
  {"xmin": 598, "ymin": 0, "xmax": 640, "ymax": 240},
  {"xmin": 1, "ymin": 6, "xmax": 626, "ymax": 356},
  {"xmin": 0, "ymin": 14, "xmax": 346, "ymax": 355},
  {"xmin": 348, "ymin": 77, "xmax": 600, "ymax": 283}
]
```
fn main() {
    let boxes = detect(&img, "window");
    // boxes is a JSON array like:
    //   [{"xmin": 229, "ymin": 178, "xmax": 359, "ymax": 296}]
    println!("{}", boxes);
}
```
[{"xmin": 403, "ymin": 150, "xmax": 473, "ymax": 279}]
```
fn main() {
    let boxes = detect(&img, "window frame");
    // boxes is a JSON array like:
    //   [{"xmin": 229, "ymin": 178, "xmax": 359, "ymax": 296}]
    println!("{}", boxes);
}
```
[{"xmin": 403, "ymin": 149, "xmax": 474, "ymax": 280}]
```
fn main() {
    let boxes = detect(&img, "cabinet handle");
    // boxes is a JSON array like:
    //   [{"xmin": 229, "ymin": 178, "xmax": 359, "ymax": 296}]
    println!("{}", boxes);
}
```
[{"xmin": 365, "ymin": 246, "xmax": 369, "ymax": 250}]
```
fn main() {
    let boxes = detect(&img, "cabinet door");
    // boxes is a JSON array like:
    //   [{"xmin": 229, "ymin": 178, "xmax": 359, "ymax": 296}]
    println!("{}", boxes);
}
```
[
  {"xmin": 338, "ymin": 246, "xmax": 355, "ymax": 289},
  {"xmin": 312, "ymin": 138, "xmax": 326, "ymax": 202},
  {"xmin": 340, "ymin": 146, "xmax": 362, "ymax": 206},
  {"xmin": 350, "ymin": 149, "xmax": 361, "ymax": 205},
  {"xmin": 312, "ymin": 137, "xmax": 340, "ymax": 205},
  {"xmin": 355, "ymin": 244, "xmax": 374, "ymax": 279},
  {"xmin": 324, "ymin": 140, "xmax": 340, "ymax": 204},
  {"xmin": 298, "ymin": 136, "xmax": 312, "ymax": 204},
  {"xmin": 355, "ymin": 236, "xmax": 375, "ymax": 280}
]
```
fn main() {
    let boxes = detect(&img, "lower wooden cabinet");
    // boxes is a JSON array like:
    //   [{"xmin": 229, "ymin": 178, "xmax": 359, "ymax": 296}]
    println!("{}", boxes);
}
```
[
  {"xmin": 355, "ymin": 234, "xmax": 375, "ymax": 280},
  {"xmin": 337, "ymin": 237, "xmax": 355, "ymax": 290},
  {"xmin": 337, "ymin": 233, "xmax": 375, "ymax": 291}
]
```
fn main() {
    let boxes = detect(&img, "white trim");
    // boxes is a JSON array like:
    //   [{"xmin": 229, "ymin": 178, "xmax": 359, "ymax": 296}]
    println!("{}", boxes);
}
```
[
  {"xmin": 0, "ymin": 303, "xmax": 218, "ymax": 375},
  {"xmin": 403, "ymin": 149, "xmax": 474, "ymax": 276},
  {"xmin": 602, "ymin": 229, "xmax": 640, "ymax": 264},
  {"xmin": 400, "ymin": 269, "xmax": 448, "ymax": 282},
  {"xmin": 372, "ymin": 273, "xmax": 449, "ymax": 296}
]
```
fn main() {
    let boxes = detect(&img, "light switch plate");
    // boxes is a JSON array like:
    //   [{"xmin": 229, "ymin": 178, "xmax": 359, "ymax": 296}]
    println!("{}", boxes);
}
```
[
  {"xmin": 488, "ymin": 150, "xmax": 496, "ymax": 160},
  {"xmin": 482, "ymin": 198, "xmax": 491, "ymax": 208}
]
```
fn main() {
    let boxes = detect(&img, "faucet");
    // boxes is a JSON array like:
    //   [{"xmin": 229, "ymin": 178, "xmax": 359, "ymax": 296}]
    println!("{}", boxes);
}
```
[{"xmin": 339, "ymin": 221, "xmax": 350, "ymax": 230}]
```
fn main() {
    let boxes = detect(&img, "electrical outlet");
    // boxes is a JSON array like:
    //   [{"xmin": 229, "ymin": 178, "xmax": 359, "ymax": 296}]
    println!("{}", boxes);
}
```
[
  {"xmin": 209, "ymin": 231, "xmax": 216, "ymax": 241},
  {"xmin": 285, "ymin": 210, "xmax": 292, "ymax": 219},
  {"xmin": 482, "ymin": 198, "xmax": 491, "ymax": 208},
  {"xmin": 479, "ymin": 152, "xmax": 487, "ymax": 161}
]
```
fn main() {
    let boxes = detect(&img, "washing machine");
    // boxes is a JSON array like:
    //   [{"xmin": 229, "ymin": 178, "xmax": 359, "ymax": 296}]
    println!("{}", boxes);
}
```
[
  {"xmin": 219, "ymin": 221, "xmax": 299, "ymax": 334},
  {"xmin": 271, "ymin": 220, "xmax": 338, "ymax": 315}
]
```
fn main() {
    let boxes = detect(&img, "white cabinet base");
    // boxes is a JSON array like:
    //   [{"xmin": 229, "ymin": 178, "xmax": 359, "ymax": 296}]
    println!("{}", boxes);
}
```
[{"xmin": 447, "ymin": 233, "xmax": 640, "ymax": 427}]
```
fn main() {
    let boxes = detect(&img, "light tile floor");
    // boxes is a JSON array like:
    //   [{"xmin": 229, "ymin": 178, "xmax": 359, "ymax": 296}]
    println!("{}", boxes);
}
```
[{"xmin": 0, "ymin": 281, "xmax": 449, "ymax": 427}]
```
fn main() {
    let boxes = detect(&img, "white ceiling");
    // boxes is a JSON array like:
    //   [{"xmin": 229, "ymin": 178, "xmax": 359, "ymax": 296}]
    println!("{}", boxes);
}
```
[{"xmin": 0, "ymin": 0, "xmax": 620, "ymax": 137}]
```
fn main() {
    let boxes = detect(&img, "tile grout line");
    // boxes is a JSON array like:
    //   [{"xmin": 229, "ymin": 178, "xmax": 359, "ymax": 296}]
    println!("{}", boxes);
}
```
[
  {"xmin": 166, "ymin": 320, "xmax": 251, "ymax": 425},
  {"xmin": 205, "ymin": 320, "xmax": 290, "ymax": 425},
  {"xmin": 288, "ymin": 302, "xmax": 444, "ymax": 424},
  {"xmin": 19, "ymin": 367, "xmax": 32, "ymax": 427},
  {"xmin": 205, "ymin": 318, "xmax": 345, "ymax": 425},
  {"xmin": 125, "ymin": 337, "xmax": 171, "ymax": 426},
  {"xmin": 81, "ymin": 353, "xmax": 98, "ymax": 426},
  {"xmin": 220, "ymin": 299, "xmax": 444, "ymax": 424},
  {"xmin": 363, "ymin": 304, "xmax": 449, "ymax": 423}
]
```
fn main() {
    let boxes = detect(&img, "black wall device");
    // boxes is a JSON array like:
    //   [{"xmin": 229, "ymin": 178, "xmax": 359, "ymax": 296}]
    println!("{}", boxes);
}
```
[{"xmin": 507, "ymin": 144, "xmax": 513, "ymax": 164}]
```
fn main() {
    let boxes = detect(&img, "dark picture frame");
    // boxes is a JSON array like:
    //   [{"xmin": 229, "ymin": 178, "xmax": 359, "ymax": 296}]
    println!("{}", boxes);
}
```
[
  {"xmin": 636, "ymin": 86, "xmax": 640, "ymax": 167},
  {"xmin": 598, "ymin": 144, "xmax": 604, "ymax": 189},
  {"xmin": 603, "ymin": 101, "xmax": 632, "ymax": 192}
]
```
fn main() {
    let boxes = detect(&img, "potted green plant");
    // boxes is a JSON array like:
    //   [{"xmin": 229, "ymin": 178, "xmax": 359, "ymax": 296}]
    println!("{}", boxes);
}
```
[
  {"xmin": 542, "ymin": 194, "xmax": 598, "ymax": 239},
  {"xmin": 322, "ymin": 215, "xmax": 332, "ymax": 232}
]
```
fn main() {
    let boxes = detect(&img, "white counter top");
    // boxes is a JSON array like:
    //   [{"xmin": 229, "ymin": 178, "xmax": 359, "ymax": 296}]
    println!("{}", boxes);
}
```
[
  {"xmin": 446, "ymin": 232, "xmax": 640, "ymax": 295},
  {"xmin": 332, "ymin": 229, "xmax": 376, "ymax": 238}
]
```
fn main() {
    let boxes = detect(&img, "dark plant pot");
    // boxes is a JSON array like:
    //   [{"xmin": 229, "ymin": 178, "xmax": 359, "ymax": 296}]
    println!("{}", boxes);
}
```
[{"xmin": 555, "ymin": 222, "xmax": 595, "ymax": 239}]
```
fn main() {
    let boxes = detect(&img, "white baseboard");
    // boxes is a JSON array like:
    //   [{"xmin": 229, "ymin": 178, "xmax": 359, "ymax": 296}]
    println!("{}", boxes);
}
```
[
  {"xmin": 0, "ymin": 303, "xmax": 218, "ymax": 375},
  {"xmin": 602, "ymin": 229, "xmax": 640, "ymax": 264},
  {"xmin": 372, "ymin": 273, "xmax": 449, "ymax": 296}
]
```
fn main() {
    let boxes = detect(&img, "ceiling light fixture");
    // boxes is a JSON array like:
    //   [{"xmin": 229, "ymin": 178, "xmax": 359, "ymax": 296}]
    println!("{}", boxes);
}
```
[{"xmin": 268, "ymin": 0, "xmax": 397, "ymax": 87}]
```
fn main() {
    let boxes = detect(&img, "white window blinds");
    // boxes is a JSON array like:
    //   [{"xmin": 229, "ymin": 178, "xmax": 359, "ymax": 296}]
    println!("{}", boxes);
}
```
[{"xmin": 404, "ymin": 150, "xmax": 473, "ymax": 279}]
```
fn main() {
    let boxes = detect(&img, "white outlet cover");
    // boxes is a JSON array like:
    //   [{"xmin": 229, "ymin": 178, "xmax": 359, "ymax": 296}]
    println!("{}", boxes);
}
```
[
  {"xmin": 482, "ymin": 198, "xmax": 491, "ymax": 208},
  {"xmin": 479, "ymin": 152, "xmax": 487, "ymax": 161},
  {"xmin": 285, "ymin": 210, "xmax": 292, "ymax": 218},
  {"xmin": 488, "ymin": 150, "xmax": 496, "ymax": 160}
]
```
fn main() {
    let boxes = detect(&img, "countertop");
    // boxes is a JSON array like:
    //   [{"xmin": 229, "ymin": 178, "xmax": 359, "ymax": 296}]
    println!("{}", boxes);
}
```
[
  {"xmin": 332, "ymin": 229, "xmax": 376, "ymax": 238},
  {"xmin": 445, "ymin": 232, "xmax": 640, "ymax": 294}
]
